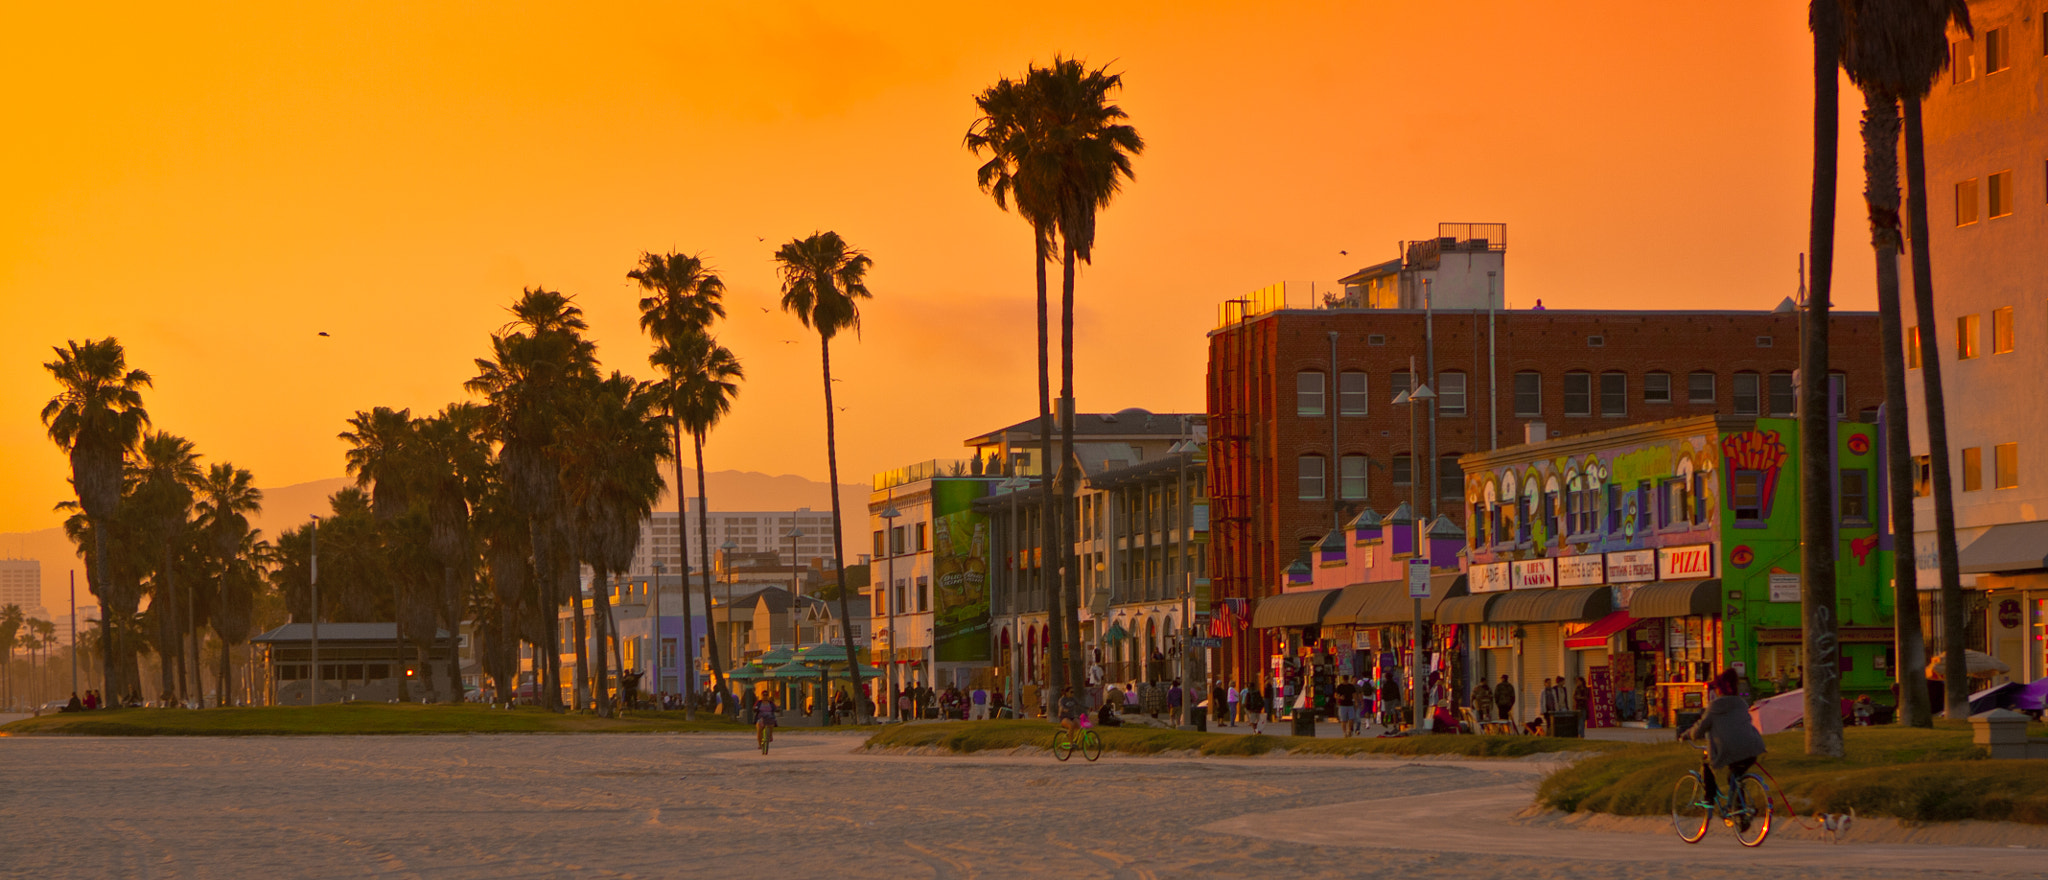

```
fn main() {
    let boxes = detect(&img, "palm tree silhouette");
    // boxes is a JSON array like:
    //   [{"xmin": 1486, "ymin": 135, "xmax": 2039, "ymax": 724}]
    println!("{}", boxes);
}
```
[
  {"xmin": 775, "ymin": 231, "xmax": 872, "ymax": 721},
  {"xmin": 561, "ymin": 372, "xmax": 670, "ymax": 716},
  {"xmin": 126, "ymin": 431, "xmax": 201, "ymax": 702},
  {"xmin": 42, "ymin": 337, "xmax": 152, "ymax": 702},
  {"xmin": 651, "ymin": 334, "xmax": 745, "ymax": 714}
]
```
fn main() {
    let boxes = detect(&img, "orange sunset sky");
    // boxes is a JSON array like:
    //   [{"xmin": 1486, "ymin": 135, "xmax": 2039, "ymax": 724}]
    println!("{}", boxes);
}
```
[{"xmin": 4, "ymin": 1, "xmax": 1878, "ymax": 546}]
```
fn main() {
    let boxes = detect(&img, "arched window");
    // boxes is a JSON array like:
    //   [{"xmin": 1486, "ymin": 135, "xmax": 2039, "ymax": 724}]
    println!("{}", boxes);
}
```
[
  {"xmin": 1297, "ymin": 370, "xmax": 1326, "ymax": 417},
  {"xmin": 1733, "ymin": 371, "xmax": 1761, "ymax": 415}
]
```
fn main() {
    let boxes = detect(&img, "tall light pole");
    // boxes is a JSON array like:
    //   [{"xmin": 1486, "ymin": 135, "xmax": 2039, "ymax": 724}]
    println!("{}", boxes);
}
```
[
  {"xmin": 68, "ymin": 573, "xmax": 77, "ymax": 697},
  {"xmin": 785, "ymin": 526, "xmax": 805, "ymax": 650},
  {"xmin": 652, "ymin": 560, "xmax": 666, "ymax": 700},
  {"xmin": 878, "ymin": 505, "xmax": 901, "ymax": 719},
  {"xmin": 1393, "ymin": 360, "xmax": 1435, "ymax": 733},
  {"xmin": 308, "ymin": 514, "xmax": 320, "ymax": 708},
  {"xmin": 719, "ymin": 540, "xmax": 738, "ymax": 674}
]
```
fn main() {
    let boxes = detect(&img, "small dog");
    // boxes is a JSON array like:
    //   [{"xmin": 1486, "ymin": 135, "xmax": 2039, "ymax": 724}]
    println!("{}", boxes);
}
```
[{"xmin": 1819, "ymin": 808, "xmax": 1856, "ymax": 843}]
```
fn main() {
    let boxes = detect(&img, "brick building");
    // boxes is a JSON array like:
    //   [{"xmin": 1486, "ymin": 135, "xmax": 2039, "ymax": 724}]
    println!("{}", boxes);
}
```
[{"xmin": 1205, "ymin": 302, "xmax": 1885, "ymax": 683}]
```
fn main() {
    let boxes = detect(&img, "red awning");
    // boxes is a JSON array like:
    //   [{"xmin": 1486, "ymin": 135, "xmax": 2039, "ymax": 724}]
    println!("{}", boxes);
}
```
[{"xmin": 1566, "ymin": 610, "xmax": 1638, "ymax": 650}]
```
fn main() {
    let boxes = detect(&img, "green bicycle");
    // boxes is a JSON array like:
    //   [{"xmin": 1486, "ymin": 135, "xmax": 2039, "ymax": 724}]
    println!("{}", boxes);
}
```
[
  {"xmin": 1051, "ymin": 727, "xmax": 1102, "ymax": 762},
  {"xmin": 1671, "ymin": 752, "xmax": 1773, "ymax": 846}
]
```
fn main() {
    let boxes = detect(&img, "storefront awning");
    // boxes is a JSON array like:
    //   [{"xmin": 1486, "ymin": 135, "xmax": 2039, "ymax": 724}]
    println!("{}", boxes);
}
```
[
  {"xmin": 1251, "ymin": 587, "xmax": 1342, "ymax": 629},
  {"xmin": 1488, "ymin": 586, "xmax": 1613, "ymax": 623},
  {"xmin": 1436, "ymin": 593, "xmax": 1499, "ymax": 625},
  {"xmin": 1325, "ymin": 583, "xmax": 1380, "ymax": 623},
  {"xmin": 1626, "ymin": 579, "xmax": 1720, "ymax": 619},
  {"xmin": 1352, "ymin": 574, "xmax": 1468, "ymax": 624},
  {"xmin": 1958, "ymin": 520, "xmax": 2048, "ymax": 574},
  {"xmin": 1566, "ymin": 610, "xmax": 1638, "ymax": 650}
]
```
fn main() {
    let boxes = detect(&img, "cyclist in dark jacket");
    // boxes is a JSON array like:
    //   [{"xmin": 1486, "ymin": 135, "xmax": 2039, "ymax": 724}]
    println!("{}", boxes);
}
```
[{"xmin": 1680, "ymin": 670, "xmax": 1766, "ymax": 804}]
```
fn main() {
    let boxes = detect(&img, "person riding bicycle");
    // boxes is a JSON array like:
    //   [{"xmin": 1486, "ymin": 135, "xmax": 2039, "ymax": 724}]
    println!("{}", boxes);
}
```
[
  {"xmin": 754, "ymin": 696, "xmax": 779, "ymax": 740},
  {"xmin": 1056, "ymin": 686, "xmax": 1083, "ymax": 738},
  {"xmin": 1678, "ymin": 669, "xmax": 1766, "ymax": 810}
]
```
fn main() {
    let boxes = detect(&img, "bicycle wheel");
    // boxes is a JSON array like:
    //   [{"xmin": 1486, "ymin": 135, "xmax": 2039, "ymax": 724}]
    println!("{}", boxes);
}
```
[
  {"xmin": 1670, "ymin": 774, "xmax": 1710, "ymax": 843},
  {"xmin": 1081, "ymin": 730, "xmax": 1102, "ymax": 762},
  {"xmin": 1733, "ymin": 773, "xmax": 1773, "ymax": 847},
  {"xmin": 1052, "ymin": 729, "xmax": 1074, "ymax": 762}
]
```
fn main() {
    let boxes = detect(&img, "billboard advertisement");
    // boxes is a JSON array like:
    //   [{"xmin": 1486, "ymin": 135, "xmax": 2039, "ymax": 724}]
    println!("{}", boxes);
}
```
[{"xmin": 931, "ymin": 479, "xmax": 992, "ymax": 663}]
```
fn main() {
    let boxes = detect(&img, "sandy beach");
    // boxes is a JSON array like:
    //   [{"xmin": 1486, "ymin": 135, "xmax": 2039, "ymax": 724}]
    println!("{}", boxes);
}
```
[{"xmin": 3, "ymin": 732, "xmax": 2041, "ymax": 879}]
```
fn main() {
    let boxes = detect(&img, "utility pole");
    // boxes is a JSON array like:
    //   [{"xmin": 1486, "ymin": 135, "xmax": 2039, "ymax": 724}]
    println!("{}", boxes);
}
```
[
  {"xmin": 68, "ymin": 573, "xmax": 77, "ymax": 697},
  {"xmin": 1394, "ymin": 357, "xmax": 1436, "ymax": 733},
  {"xmin": 309, "ymin": 515, "xmax": 320, "ymax": 708}
]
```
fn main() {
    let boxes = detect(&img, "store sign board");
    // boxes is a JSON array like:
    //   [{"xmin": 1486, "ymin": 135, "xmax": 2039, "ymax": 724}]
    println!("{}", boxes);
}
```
[
  {"xmin": 1471, "ymin": 562, "xmax": 1510, "ymax": 593},
  {"xmin": 1606, "ymin": 549, "xmax": 1657, "ymax": 583},
  {"xmin": 1511, "ymin": 558, "xmax": 1556, "ymax": 590},
  {"xmin": 1557, "ymin": 554, "xmax": 1605, "ymax": 587},
  {"xmin": 1659, "ymin": 544, "xmax": 1716, "ymax": 580},
  {"xmin": 1768, "ymin": 573, "xmax": 1800, "ymax": 603},
  {"xmin": 1408, "ymin": 560, "xmax": 1432, "ymax": 599}
]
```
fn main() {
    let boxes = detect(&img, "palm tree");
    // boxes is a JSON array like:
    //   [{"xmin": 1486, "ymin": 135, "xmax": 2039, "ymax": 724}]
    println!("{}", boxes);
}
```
[
  {"xmin": 194, "ymin": 462, "xmax": 261, "ymax": 707},
  {"xmin": 561, "ymin": 372, "xmax": 670, "ymax": 717},
  {"xmin": 30, "ymin": 619, "xmax": 56, "ymax": 705},
  {"xmin": 340, "ymin": 407, "xmax": 419, "ymax": 702},
  {"xmin": 209, "ymin": 527, "xmax": 268, "ymax": 707},
  {"xmin": 775, "ymin": 230, "xmax": 872, "ymax": 720},
  {"xmin": 1839, "ymin": 0, "xmax": 1973, "ymax": 725},
  {"xmin": 126, "ymin": 431, "xmax": 202, "ymax": 702},
  {"xmin": 631, "ymin": 251, "xmax": 728, "ymax": 718},
  {"xmin": 0, "ymin": 604, "xmax": 20, "ymax": 708},
  {"xmin": 968, "ymin": 72, "xmax": 1066, "ymax": 697},
  {"xmin": 1032, "ymin": 58, "xmax": 1145, "ymax": 692},
  {"xmin": 416, "ymin": 404, "xmax": 491, "ymax": 702},
  {"xmin": 42, "ymin": 337, "xmax": 152, "ymax": 702},
  {"xmin": 468, "ymin": 288, "xmax": 599, "ymax": 710},
  {"xmin": 655, "ymin": 334, "xmax": 744, "ymax": 713}
]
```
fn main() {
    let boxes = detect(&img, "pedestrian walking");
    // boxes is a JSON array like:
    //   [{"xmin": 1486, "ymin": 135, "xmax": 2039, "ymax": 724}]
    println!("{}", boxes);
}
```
[
  {"xmin": 1493, "ymin": 674, "xmax": 1517, "ymax": 724},
  {"xmin": 1472, "ymin": 678, "xmax": 1494, "ymax": 723},
  {"xmin": 1572, "ymin": 677, "xmax": 1590, "ymax": 715},
  {"xmin": 1244, "ymin": 683, "xmax": 1266, "ymax": 734},
  {"xmin": 1167, "ymin": 679, "xmax": 1185, "ymax": 726},
  {"xmin": 969, "ymin": 684, "xmax": 989, "ymax": 720},
  {"xmin": 1226, "ymin": 682, "xmax": 1241, "ymax": 726},
  {"xmin": 1334, "ymin": 676, "xmax": 1359, "ymax": 737}
]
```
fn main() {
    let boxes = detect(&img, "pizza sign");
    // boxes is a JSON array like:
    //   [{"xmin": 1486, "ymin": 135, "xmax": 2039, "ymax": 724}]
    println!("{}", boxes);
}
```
[{"xmin": 1659, "ymin": 544, "xmax": 1715, "ymax": 580}]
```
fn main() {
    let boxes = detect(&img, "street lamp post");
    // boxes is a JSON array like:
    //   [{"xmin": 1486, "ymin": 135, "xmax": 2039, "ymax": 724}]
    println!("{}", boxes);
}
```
[
  {"xmin": 785, "ymin": 526, "xmax": 804, "ymax": 650},
  {"xmin": 879, "ymin": 505, "xmax": 901, "ymax": 720},
  {"xmin": 719, "ymin": 540, "xmax": 738, "ymax": 675},
  {"xmin": 309, "ymin": 515, "xmax": 320, "ymax": 708},
  {"xmin": 652, "ymin": 560, "xmax": 666, "ymax": 703},
  {"xmin": 1393, "ymin": 359, "xmax": 1436, "ymax": 734}
]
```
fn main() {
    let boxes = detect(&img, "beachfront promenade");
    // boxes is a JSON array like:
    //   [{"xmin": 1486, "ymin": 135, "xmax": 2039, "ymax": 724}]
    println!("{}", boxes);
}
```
[{"xmin": 3, "ymin": 733, "xmax": 2042, "ymax": 878}]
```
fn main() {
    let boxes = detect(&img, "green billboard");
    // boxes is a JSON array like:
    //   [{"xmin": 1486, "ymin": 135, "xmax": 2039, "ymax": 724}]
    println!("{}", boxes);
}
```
[{"xmin": 931, "ymin": 479, "xmax": 992, "ymax": 663}]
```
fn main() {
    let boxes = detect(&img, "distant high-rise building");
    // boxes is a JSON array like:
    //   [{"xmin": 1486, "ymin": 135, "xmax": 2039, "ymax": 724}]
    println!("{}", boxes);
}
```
[{"xmin": 0, "ymin": 558, "xmax": 41, "ymax": 616}]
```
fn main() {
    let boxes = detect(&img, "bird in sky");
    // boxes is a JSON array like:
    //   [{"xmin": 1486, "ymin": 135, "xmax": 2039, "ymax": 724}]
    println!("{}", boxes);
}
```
[
  {"xmin": 318, "ymin": 331, "xmax": 330, "ymax": 337},
  {"xmin": 1338, "ymin": 250, "xmax": 1348, "ymax": 256}
]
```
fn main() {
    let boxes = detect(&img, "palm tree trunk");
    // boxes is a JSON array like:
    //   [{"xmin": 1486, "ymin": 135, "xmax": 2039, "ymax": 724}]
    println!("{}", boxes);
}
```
[
  {"xmin": 1801, "ymin": 0, "xmax": 1845, "ymax": 758},
  {"xmin": 442, "ymin": 568, "xmax": 463, "ymax": 703},
  {"xmin": 93, "ymin": 528, "xmax": 119, "ymax": 703},
  {"xmin": 392, "ymin": 580, "xmax": 411, "ymax": 703},
  {"xmin": 1880, "ymin": 100, "xmax": 1933, "ymax": 728},
  {"xmin": 693, "ymin": 434, "xmax": 729, "ymax": 714},
  {"xmin": 1035, "ymin": 234, "xmax": 1066, "ymax": 702},
  {"xmin": 187, "ymin": 573, "xmax": 200, "ymax": 705},
  {"xmin": 570, "ymin": 559, "xmax": 591, "ymax": 712},
  {"xmin": 1902, "ymin": 95, "xmax": 1970, "ymax": 715},
  {"xmin": 592, "ymin": 565, "xmax": 613, "ymax": 717},
  {"xmin": 672, "ymin": 422, "xmax": 697, "ymax": 720},
  {"xmin": 1058, "ymin": 241, "xmax": 1085, "ymax": 698},
  {"xmin": 820, "ymin": 335, "xmax": 868, "ymax": 723},
  {"xmin": 219, "ymin": 631, "xmax": 232, "ymax": 708}
]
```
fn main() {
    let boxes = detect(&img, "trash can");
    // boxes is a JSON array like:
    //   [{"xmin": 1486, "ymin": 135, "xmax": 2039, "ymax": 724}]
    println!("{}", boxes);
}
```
[
  {"xmin": 1191, "ymin": 703, "xmax": 1207, "ymax": 733},
  {"xmin": 1291, "ymin": 708, "xmax": 1317, "ymax": 737},
  {"xmin": 1547, "ymin": 711, "xmax": 1582, "ymax": 738}
]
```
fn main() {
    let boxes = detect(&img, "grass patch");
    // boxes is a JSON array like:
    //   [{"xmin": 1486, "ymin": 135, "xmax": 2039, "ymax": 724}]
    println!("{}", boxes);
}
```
[
  {"xmin": 0, "ymin": 702, "xmax": 760, "ymax": 737},
  {"xmin": 864, "ymin": 720, "xmax": 1625, "ymax": 759},
  {"xmin": 1537, "ymin": 722, "xmax": 2048, "ymax": 825}
]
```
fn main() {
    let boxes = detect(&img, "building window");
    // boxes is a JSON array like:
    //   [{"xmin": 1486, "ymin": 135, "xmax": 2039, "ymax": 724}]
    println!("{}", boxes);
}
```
[
  {"xmin": 1691, "ymin": 472, "xmax": 1709, "ymax": 524},
  {"xmin": 1994, "ymin": 307, "xmax": 2014, "ymax": 354},
  {"xmin": 1390, "ymin": 370, "xmax": 1412, "ymax": 400},
  {"xmin": 1756, "ymin": 336, "xmax": 1774, "ymax": 348},
  {"xmin": 1958, "ymin": 178, "xmax": 1979, "ymax": 225},
  {"xmin": 1438, "ymin": 456, "xmax": 1462, "ymax": 500},
  {"xmin": 1606, "ymin": 483, "xmax": 1623, "ymax": 534},
  {"xmin": 890, "ymin": 526, "xmax": 905, "ymax": 556},
  {"xmin": 1298, "ymin": 455, "xmax": 1326, "ymax": 500},
  {"xmin": 1732, "ymin": 471, "xmax": 1764, "ymax": 520},
  {"xmin": 1958, "ymin": 314, "xmax": 1981, "ymax": 359},
  {"xmin": 873, "ymin": 530, "xmax": 885, "ymax": 559},
  {"xmin": 1471, "ymin": 502, "xmax": 1488, "ymax": 548},
  {"xmin": 1732, "ymin": 373, "xmax": 1760, "ymax": 415},
  {"xmin": 1659, "ymin": 478, "xmax": 1686, "ymax": 529},
  {"xmin": 1908, "ymin": 326, "xmax": 1922, "ymax": 368},
  {"xmin": 1962, "ymin": 446, "xmax": 1983, "ymax": 492},
  {"xmin": 1829, "ymin": 373, "xmax": 1847, "ymax": 418},
  {"xmin": 1587, "ymin": 335, "xmax": 1605, "ymax": 348},
  {"xmin": 1840, "ymin": 469, "xmax": 1869, "ymax": 525},
  {"xmin": 1340, "ymin": 454, "xmax": 1368, "ymax": 500},
  {"xmin": 1990, "ymin": 171, "xmax": 2013, "ymax": 219},
  {"xmin": 1297, "ymin": 370, "xmax": 1326, "ymax": 417},
  {"xmin": 1767, "ymin": 372, "xmax": 1795, "ymax": 417},
  {"xmin": 917, "ymin": 575, "xmax": 930, "ymax": 612},
  {"xmin": 1543, "ymin": 488, "xmax": 1560, "ymax": 539},
  {"xmin": 1339, "ymin": 371, "xmax": 1369, "ymax": 416},
  {"xmin": 1438, "ymin": 371, "xmax": 1467, "ymax": 417},
  {"xmin": 893, "ymin": 579, "xmax": 907, "ymax": 614},
  {"xmin": 872, "ymin": 587, "xmax": 884, "ymax": 616},
  {"xmin": 1914, "ymin": 454, "xmax": 1932, "ymax": 497},
  {"xmin": 1391, "ymin": 454, "xmax": 1412, "ymax": 487},
  {"xmin": 1563, "ymin": 371, "xmax": 1592, "ymax": 417},
  {"xmin": 1953, "ymin": 38, "xmax": 1974, "ymax": 83},
  {"xmin": 1996, "ymin": 443, "xmax": 2019, "ymax": 490},
  {"xmin": 1367, "ymin": 334, "xmax": 1386, "ymax": 346},
  {"xmin": 1688, "ymin": 371, "xmax": 1715, "ymax": 404},
  {"xmin": 1985, "ymin": 26, "xmax": 2008, "ymax": 73},
  {"xmin": 1644, "ymin": 371, "xmax": 1671, "ymax": 404},
  {"xmin": 1514, "ymin": 371, "xmax": 1541, "ymax": 416},
  {"xmin": 1600, "ymin": 372, "xmax": 1627, "ymax": 417}
]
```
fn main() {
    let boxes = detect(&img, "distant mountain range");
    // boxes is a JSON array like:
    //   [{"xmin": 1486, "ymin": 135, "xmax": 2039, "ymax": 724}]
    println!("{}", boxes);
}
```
[{"xmin": 0, "ymin": 470, "xmax": 866, "ymax": 615}]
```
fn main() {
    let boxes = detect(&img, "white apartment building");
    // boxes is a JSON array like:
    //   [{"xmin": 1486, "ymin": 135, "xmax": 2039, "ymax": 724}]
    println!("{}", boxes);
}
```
[
  {"xmin": 605, "ymin": 502, "xmax": 841, "ymax": 581},
  {"xmin": 1904, "ymin": 0, "xmax": 2048, "ymax": 680},
  {"xmin": 0, "ymin": 559, "xmax": 47, "ymax": 620}
]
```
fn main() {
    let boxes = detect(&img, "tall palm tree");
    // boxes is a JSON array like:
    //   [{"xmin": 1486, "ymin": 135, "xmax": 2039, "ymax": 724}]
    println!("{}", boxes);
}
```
[
  {"xmin": 1032, "ymin": 57, "xmax": 1145, "ymax": 692},
  {"xmin": 1798, "ymin": 0, "xmax": 1847, "ymax": 758},
  {"xmin": 210, "ymin": 527, "xmax": 268, "ymax": 707},
  {"xmin": 0, "ymin": 604, "xmax": 20, "ymax": 708},
  {"xmin": 776, "ymin": 230, "xmax": 873, "ymax": 720},
  {"xmin": 561, "ymin": 372, "xmax": 670, "ymax": 717},
  {"xmin": 126, "ymin": 431, "xmax": 202, "ymax": 702},
  {"xmin": 416, "ymin": 404, "xmax": 491, "ymax": 702},
  {"xmin": 30, "ymin": 619, "xmax": 56, "ymax": 705},
  {"xmin": 468, "ymin": 288, "xmax": 599, "ymax": 710},
  {"xmin": 659, "ymin": 334, "xmax": 744, "ymax": 712},
  {"xmin": 1839, "ymin": 0, "xmax": 1973, "ymax": 725},
  {"xmin": 631, "ymin": 251, "xmax": 728, "ymax": 717},
  {"xmin": 42, "ymin": 337, "xmax": 152, "ymax": 702},
  {"xmin": 968, "ymin": 71, "xmax": 1066, "ymax": 697},
  {"xmin": 340, "ymin": 407, "xmax": 419, "ymax": 702},
  {"xmin": 194, "ymin": 462, "xmax": 261, "ymax": 707}
]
